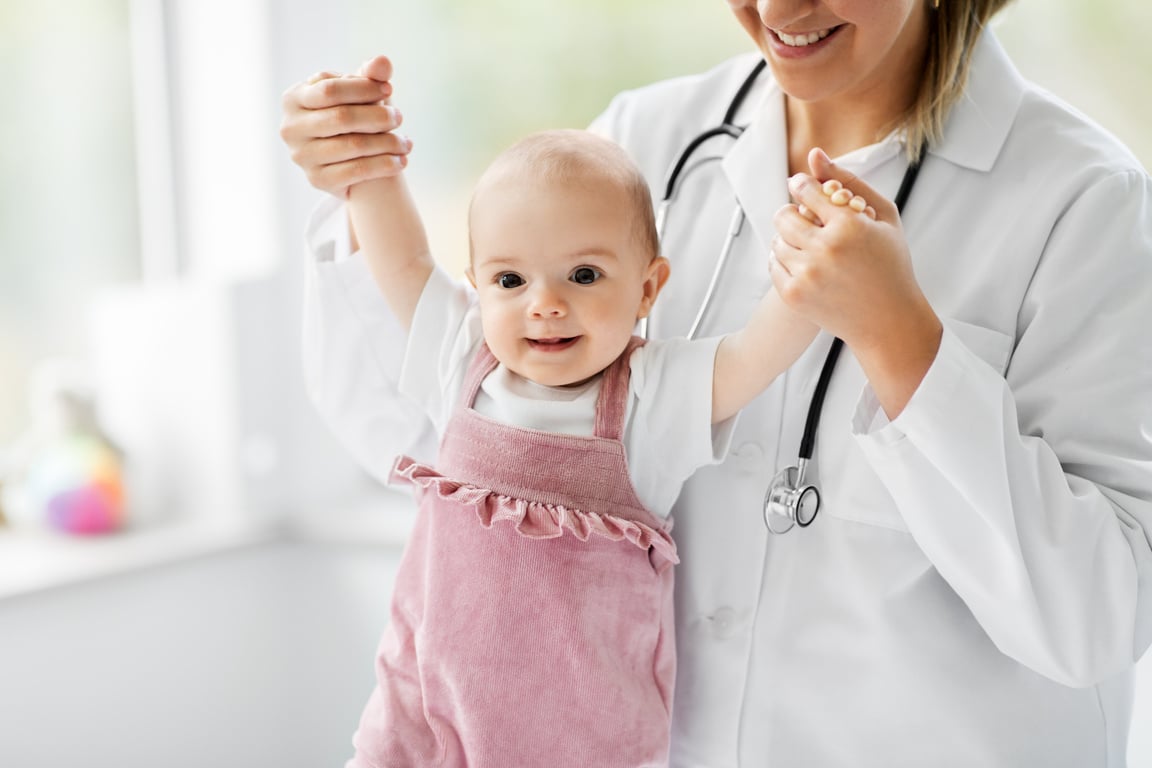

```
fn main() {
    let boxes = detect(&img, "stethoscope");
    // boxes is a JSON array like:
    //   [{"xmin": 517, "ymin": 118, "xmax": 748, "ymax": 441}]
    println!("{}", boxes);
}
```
[{"xmin": 644, "ymin": 58, "xmax": 925, "ymax": 534}]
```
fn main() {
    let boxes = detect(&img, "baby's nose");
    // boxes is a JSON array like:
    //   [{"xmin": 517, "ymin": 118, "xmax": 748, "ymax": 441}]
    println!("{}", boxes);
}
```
[{"xmin": 528, "ymin": 284, "xmax": 568, "ymax": 317}]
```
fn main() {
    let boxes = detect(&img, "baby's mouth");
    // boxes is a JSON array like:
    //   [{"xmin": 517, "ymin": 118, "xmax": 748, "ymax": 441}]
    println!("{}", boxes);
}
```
[{"xmin": 527, "ymin": 336, "xmax": 580, "ymax": 351}]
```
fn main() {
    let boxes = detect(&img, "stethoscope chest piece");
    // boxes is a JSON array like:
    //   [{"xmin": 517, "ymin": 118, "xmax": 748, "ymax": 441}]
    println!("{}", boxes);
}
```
[{"xmin": 764, "ymin": 460, "xmax": 820, "ymax": 534}]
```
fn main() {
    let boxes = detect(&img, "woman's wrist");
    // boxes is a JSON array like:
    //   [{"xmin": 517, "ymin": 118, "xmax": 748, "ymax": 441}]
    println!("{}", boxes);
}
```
[{"xmin": 850, "ymin": 300, "xmax": 943, "ymax": 419}]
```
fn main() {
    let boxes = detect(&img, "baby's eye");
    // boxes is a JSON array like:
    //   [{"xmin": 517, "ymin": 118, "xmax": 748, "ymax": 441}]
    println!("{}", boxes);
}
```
[
  {"xmin": 570, "ymin": 266, "xmax": 602, "ymax": 285},
  {"xmin": 497, "ymin": 273, "xmax": 525, "ymax": 289}
]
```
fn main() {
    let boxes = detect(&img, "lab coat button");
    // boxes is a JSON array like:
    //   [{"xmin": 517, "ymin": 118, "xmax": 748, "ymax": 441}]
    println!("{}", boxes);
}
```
[
  {"xmin": 710, "ymin": 607, "xmax": 738, "ymax": 639},
  {"xmin": 733, "ymin": 442, "xmax": 763, "ymax": 460}
]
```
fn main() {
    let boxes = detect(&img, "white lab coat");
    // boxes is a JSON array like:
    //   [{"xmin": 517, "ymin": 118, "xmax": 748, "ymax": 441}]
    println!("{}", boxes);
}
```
[{"xmin": 301, "ymin": 32, "xmax": 1152, "ymax": 768}]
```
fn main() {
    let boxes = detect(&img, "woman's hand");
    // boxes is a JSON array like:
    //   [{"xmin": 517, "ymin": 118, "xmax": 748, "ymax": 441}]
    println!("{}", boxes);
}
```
[
  {"xmin": 770, "ymin": 147, "xmax": 943, "ymax": 417},
  {"xmin": 279, "ymin": 55, "xmax": 410, "ymax": 197}
]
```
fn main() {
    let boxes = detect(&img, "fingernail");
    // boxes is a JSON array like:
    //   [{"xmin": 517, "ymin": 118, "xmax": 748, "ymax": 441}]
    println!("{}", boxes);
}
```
[{"xmin": 788, "ymin": 174, "xmax": 807, "ymax": 192}]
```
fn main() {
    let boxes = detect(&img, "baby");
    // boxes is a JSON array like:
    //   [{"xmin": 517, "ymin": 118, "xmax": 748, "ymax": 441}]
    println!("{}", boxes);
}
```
[{"xmin": 339, "ymin": 66, "xmax": 830, "ymax": 768}]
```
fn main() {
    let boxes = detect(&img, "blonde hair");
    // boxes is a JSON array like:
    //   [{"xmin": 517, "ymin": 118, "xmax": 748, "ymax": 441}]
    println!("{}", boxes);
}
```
[
  {"xmin": 904, "ymin": 0, "xmax": 1016, "ymax": 158},
  {"xmin": 469, "ymin": 129, "xmax": 659, "ymax": 262}
]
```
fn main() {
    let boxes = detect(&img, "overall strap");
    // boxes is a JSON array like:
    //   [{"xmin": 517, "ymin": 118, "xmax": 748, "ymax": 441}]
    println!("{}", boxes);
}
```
[
  {"xmin": 457, "ymin": 342, "xmax": 500, "ymax": 411},
  {"xmin": 594, "ymin": 336, "xmax": 646, "ymax": 441}
]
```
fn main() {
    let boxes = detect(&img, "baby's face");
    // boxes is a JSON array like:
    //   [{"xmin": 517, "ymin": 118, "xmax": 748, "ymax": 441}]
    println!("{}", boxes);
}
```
[{"xmin": 467, "ymin": 175, "xmax": 665, "ymax": 388}]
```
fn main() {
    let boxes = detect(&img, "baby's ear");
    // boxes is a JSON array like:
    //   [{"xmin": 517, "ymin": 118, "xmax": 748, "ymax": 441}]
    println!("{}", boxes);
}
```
[{"xmin": 638, "ymin": 256, "xmax": 671, "ymax": 319}]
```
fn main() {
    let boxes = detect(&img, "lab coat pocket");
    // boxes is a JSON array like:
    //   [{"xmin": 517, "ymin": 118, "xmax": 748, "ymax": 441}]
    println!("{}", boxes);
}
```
[
  {"xmin": 946, "ymin": 318, "xmax": 1014, "ymax": 376},
  {"xmin": 821, "ymin": 450, "xmax": 914, "ymax": 533}
]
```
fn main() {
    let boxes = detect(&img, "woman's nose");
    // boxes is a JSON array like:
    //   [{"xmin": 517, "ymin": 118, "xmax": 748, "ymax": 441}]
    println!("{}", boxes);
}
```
[{"xmin": 757, "ymin": 0, "xmax": 813, "ymax": 27}]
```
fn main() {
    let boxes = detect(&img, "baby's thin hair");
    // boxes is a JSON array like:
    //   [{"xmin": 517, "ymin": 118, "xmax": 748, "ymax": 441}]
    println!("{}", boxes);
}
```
[{"xmin": 469, "ymin": 129, "xmax": 660, "ymax": 261}]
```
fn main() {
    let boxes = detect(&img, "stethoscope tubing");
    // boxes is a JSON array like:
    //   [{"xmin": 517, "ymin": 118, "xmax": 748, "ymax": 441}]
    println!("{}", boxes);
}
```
[
  {"xmin": 658, "ymin": 59, "xmax": 766, "ymax": 205},
  {"xmin": 648, "ymin": 56, "xmax": 925, "ymax": 532}
]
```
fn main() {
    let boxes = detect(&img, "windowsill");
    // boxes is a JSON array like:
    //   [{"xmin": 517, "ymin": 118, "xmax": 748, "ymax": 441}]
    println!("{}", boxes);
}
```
[
  {"xmin": 0, "ymin": 519, "xmax": 276, "ymax": 600},
  {"xmin": 284, "ymin": 487, "xmax": 417, "ymax": 547},
  {"xmin": 0, "ymin": 485, "xmax": 416, "ymax": 601}
]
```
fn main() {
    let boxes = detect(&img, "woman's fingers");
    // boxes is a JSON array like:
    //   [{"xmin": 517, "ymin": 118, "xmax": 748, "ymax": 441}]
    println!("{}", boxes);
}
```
[
  {"xmin": 279, "ymin": 57, "xmax": 410, "ymax": 195},
  {"xmin": 357, "ymin": 55, "xmax": 394, "ymax": 83},
  {"xmin": 796, "ymin": 203, "xmax": 821, "ymax": 225},
  {"xmin": 295, "ymin": 130, "xmax": 411, "ymax": 169},
  {"xmin": 292, "ymin": 101, "xmax": 404, "ymax": 141},
  {"xmin": 310, "ymin": 150, "xmax": 411, "ymax": 192},
  {"xmin": 773, "ymin": 203, "xmax": 820, "ymax": 248},
  {"xmin": 292, "ymin": 74, "xmax": 392, "ymax": 113}
]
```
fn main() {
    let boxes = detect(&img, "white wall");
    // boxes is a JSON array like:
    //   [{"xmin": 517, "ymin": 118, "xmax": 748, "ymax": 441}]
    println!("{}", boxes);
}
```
[{"xmin": 0, "ymin": 541, "xmax": 399, "ymax": 768}]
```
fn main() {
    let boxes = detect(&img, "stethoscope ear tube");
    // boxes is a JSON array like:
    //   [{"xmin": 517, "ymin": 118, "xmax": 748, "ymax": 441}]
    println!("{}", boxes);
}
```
[{"xmin": 659, "ymin": 59, "xmax": 767, "ymax": 204}]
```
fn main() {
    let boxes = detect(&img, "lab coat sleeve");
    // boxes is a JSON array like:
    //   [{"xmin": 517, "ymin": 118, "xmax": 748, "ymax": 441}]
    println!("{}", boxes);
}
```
[
  {"xmin": 854, "ymin": 169, "xmax": 1152, "ymax": 687},
  {"xmin": 301, "ymin": 196, "xmax": 438, "ymax": 482}
]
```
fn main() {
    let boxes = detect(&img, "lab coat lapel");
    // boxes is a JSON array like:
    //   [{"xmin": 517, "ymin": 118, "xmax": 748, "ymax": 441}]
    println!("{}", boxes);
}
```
[{"xmin": 721, "ymin": 83, "xmax": 791, "ymax": 259}]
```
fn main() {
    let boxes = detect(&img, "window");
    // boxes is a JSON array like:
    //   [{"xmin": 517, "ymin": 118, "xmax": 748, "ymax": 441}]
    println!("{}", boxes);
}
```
[
  {"xmin": 0, "ymin": 0, "xmax": 310, "ymax": 584},
  {"xmin": 0, "ymin": 0, "xmax": 139, "ymax": 448}
]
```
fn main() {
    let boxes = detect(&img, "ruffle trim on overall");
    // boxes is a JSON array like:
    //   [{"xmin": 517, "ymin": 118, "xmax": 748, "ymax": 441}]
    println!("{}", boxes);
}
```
[{"xmin": 391, "ymin": 455, "xmax": 679, "ymax": 569}]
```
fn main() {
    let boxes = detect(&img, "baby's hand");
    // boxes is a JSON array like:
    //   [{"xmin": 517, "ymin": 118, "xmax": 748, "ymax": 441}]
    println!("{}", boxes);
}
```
[{"xmin": 797, "ymin": 178, "xmax": 877, "ymax": 223}]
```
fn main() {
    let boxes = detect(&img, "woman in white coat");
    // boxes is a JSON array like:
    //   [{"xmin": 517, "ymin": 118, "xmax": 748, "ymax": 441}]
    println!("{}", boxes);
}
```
[{"xmin": 280, "ymin": 1, "xmax": 1152, "ymax": 765}]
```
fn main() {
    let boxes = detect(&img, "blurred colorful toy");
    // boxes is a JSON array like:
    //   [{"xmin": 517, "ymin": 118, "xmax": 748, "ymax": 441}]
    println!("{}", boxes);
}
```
[
  {"xmin": 23, "ymin": 433, "xmax": 125, "ymax": 535},
  {"xmin": 3, "ymin": 359, "xmax": 127, "ymax": 535}
]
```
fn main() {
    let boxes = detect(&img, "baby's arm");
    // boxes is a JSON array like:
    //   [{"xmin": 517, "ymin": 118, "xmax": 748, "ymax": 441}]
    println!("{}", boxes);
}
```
[
  {"xmin": 345, "ymin": 61, "xmax": 433, "ymax": 330},
  {"xmin": 711, "ymin": 290, "xmax": 818, "ymax": 423}
]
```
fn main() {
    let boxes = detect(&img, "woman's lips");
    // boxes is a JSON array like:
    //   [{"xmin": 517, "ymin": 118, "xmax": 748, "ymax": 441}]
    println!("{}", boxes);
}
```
[{"xmin": 768, "ymin": 24, "xmax": 842, "ymax": 57}]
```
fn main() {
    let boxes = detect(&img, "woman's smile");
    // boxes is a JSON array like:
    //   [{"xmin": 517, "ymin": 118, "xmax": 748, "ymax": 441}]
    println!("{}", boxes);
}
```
[
  {"xmin": 768, "ymin": 24, "xmax": 844, "ymax": 58},
  {"xmin": 774, "ymin": 25, "xmax": 839, "ymax": 47}
]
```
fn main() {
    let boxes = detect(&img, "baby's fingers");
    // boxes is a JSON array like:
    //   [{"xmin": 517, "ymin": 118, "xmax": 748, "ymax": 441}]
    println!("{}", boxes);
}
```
[{"xmin": 807, "ymin": 148, "xmax": 894, "ymax": 223}]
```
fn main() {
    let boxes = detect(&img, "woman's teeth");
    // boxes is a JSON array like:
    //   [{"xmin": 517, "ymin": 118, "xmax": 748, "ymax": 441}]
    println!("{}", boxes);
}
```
[{"xmin": 776, "ymin": 28, "xmax": 832, "ymax": 47}]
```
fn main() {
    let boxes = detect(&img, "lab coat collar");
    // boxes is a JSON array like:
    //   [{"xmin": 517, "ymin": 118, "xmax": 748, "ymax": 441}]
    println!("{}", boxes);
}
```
[
  {"xmin": 928, "ymin": 30, "xmax": 1026, "ymax": 172},
  {"xmin": 720, "ymin": 30, "xmax": 1026, "ymax": 253}
]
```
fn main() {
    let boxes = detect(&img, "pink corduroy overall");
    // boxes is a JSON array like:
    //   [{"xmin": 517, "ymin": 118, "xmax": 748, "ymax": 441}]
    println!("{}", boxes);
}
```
[{"xmin": 348, "ymin": 339, "xmax": 679, "ymax": 768}]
